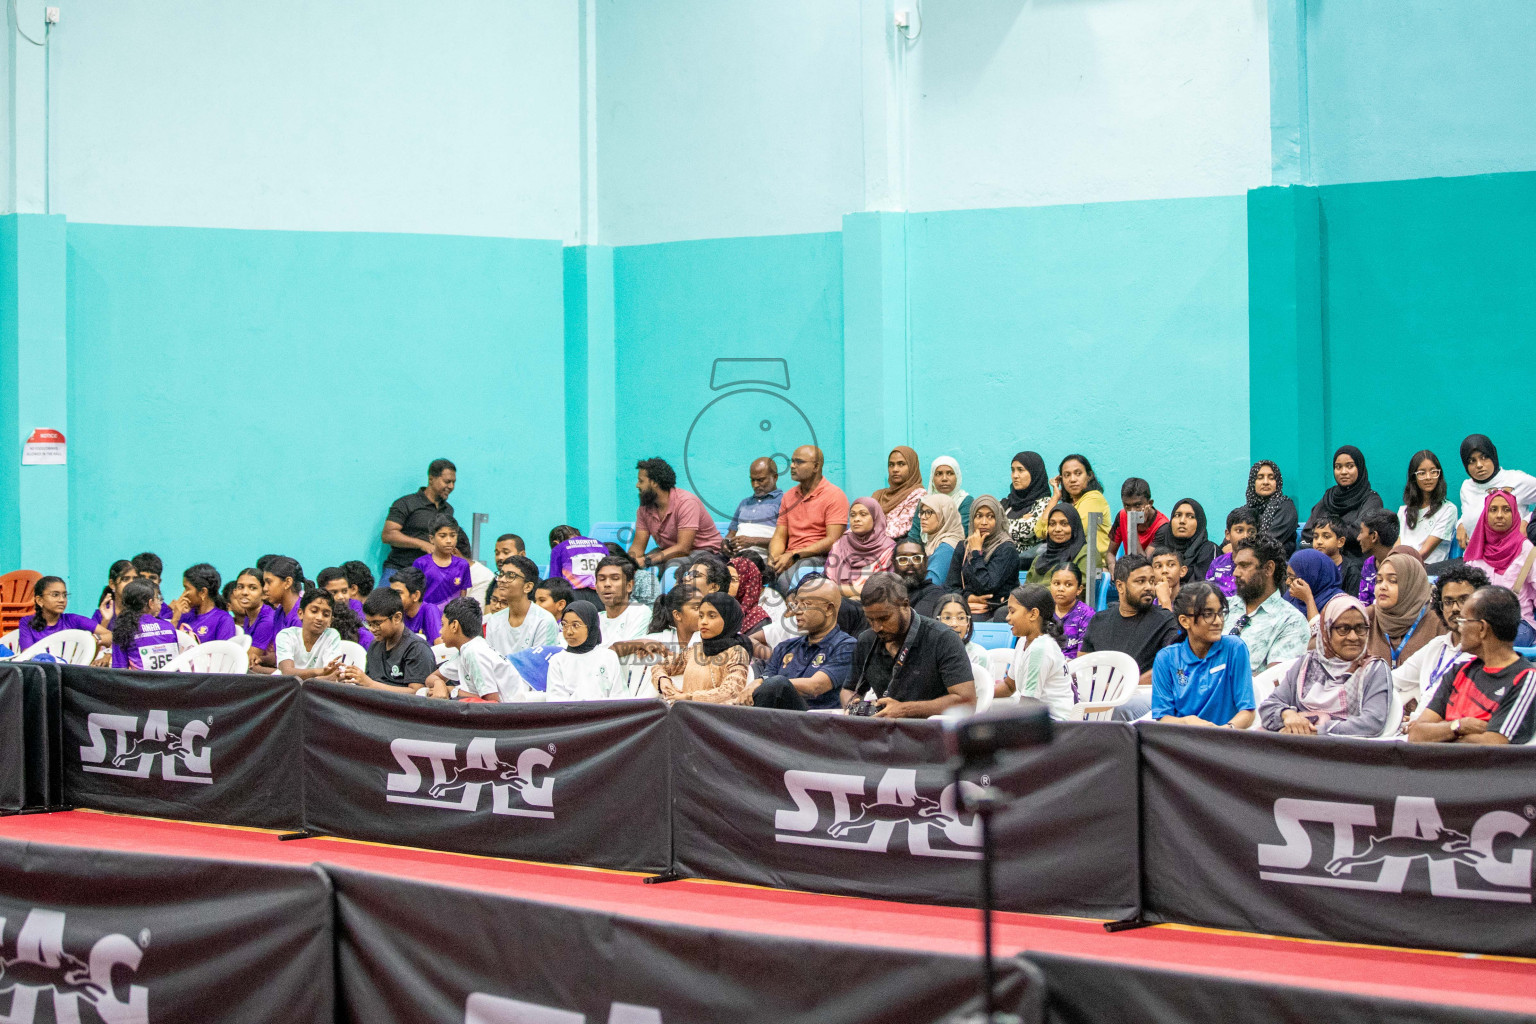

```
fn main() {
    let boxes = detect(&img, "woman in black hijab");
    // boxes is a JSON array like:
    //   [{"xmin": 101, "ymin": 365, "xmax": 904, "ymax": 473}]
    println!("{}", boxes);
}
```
[
  {"xmin": 1001, "ymin": 451, "xmax": 1052, "ymax": 557},
  {"xmin": 1302, "ymin": 445, "xmax": 1383, "ymax": 558},
  {"xmin": 654, "ymin": 593, "xmax": 754, "ymax": 704},
  {"xmin": 1246, "ymin": 460, "xmax": 1299, "ymax": 557},
  {"xmin": 1152, "ymin": 498, "xmax": 1219, "ymax": 585}
]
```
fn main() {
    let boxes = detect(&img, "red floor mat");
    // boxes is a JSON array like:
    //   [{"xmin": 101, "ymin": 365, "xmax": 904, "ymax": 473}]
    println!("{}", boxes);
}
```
[{"xmin": 1, "ymin": 811, "xmax": 1532, "ymax": 1014}]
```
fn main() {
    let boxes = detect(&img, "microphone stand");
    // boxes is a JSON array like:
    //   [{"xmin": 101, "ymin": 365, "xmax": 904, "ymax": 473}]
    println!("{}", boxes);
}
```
[{"xmin": 950, "ymin": 760, "xmax": 1021, "ymax": 1024}]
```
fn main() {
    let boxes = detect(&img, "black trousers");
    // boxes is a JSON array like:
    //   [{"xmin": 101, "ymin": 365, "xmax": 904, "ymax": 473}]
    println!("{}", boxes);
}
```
[{"xmin": 752, "ymin": 675, "xmax": 810, "ymax": 711}]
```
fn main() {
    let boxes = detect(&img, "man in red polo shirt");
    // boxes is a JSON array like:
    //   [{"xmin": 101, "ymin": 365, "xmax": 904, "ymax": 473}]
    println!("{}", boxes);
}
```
[
  {"xmin": 627, "ymin": 457, "xmax": 724, "ymax": 573},
  {"xmin": 768, "ymin": 445, "xmax": 849, "ymax": 592}
]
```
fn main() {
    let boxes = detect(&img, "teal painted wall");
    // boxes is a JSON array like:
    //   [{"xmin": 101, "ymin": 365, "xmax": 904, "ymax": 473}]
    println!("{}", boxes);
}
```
[
  {"xmin": 903, "ymin": 197, "xmax": 1252, "ymax": 524},
  {"xmin": 1319, "ymin": 171, "xmax": 1536, "ymax": 501},
  {"xmin": 611, "ymin": 233, "xmax": 846, "ymax": 523},
  {"xmin": 0, "ymin": 218, "xmax": 19, "ymax": 571},
  {"xmin": 63, "ymin": 224, "xmax": 566, "ymax": 593}
]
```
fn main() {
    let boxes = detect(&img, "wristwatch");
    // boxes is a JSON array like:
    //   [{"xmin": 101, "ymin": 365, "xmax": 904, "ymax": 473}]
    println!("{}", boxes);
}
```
[{"xmin": 1451, "ymin": 718, "xmax": 1463, "ymax": 736}]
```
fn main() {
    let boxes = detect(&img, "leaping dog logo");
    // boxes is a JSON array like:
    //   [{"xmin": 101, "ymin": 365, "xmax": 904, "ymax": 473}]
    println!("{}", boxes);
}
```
[
  {"xmin": 429, "ymin": 755, "xmax": 524, "ymax": 801},
  {"xmin": 111, "ymin": 728, "xmax": 194, "ymax": 770},
  {"xmin": 1325, "ymin": 827, "xmax": 1485, "ymax": 876},
  {"xmin": 0, "ymin": 947, "xmax": 105, "ymax": 1002},
  {"xmin": 827, "ymin": 794, "xmax": 956, "ymax": 838}
]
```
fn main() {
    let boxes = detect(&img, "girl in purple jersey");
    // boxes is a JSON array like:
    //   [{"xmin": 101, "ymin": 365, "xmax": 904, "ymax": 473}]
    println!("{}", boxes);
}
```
[
  {"xmin": 230, "ymin": 568, "xmax": 279, "ymax": 671},
  {"xmin": 168, "ymin": 563, "xmax": 237, "ymax": 644},
  {"xmin": 262, "ymin": 556, "xmax": 306, "ymax": 631},
  {"xmin": 107, "ymin": 579, "xmax": 181, "ymax": 670},
  {"xmin": 18, "ymin": 576, "xmax": 101, "ymax": 653}
]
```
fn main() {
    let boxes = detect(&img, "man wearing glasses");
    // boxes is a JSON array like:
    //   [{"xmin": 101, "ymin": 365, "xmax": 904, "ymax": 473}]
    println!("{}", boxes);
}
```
[
  {"xmin": 1224, "ymin": 536, "xmax": 1310, "ymax": 674},
  {"xmin": 484, "ymin": 555, "xmax": 561, "ymax": 656},
  {"xmin": 767, "ymin": 446, "xmax": 849, "ymax": 592},
  {"xmin": 893, "ymin": 539, "xmax": 948, "ymax": 618},
  {"xmin": 1409, "ymin": 586, "xmax": 1536, "ymax": 744},
  {"xmin": 1392, "ymin": 565, "xmax": 1488, "ymax": 718},
  {"xmin": 751, "ymin": 576, "xmax": 858, "ymax": 711}
]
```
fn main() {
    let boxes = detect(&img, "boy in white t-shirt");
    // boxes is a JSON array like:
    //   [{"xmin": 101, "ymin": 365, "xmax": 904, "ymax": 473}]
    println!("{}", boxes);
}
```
[
  {"xmin": 425, "ymin": 598, "xmax": 532, "ymax": 703},
  {"xmin": 594, "ymin": 555, "xmax": 653, "ymax": 643},
  {"xmin": 484, "ymin": 555, "xmax": 561, "ymax": 656}
]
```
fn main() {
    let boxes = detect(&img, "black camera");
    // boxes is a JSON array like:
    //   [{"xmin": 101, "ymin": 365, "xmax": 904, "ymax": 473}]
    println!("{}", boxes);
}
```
[{"xmin": 846, "ymin": 700, "xmax": 877, "ymax": 717}]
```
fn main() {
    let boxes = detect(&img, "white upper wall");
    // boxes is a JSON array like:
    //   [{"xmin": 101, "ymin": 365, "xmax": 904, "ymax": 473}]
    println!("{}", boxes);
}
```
[{"xmin": 48, "ymin": 0, "xmax": 580, "ymax": 238}]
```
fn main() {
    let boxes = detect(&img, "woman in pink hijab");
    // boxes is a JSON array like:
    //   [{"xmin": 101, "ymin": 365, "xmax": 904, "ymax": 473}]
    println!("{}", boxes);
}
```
[
  {"xmin": 827, "ymin": 497, "xmax": 896, "ymax": 598},
  {"xmin": 1463, "ymin": 489, "xmax": 1536, "ymax": 645}
]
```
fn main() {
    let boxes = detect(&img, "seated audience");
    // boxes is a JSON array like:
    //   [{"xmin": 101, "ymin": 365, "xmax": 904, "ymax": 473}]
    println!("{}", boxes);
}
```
[
  {"xmin": 91, "ymin": 559, "xmax": 138, "ymax": 634},
  {"xmin": 928, "ymin": 455, "xmax": 973, "ymax": 533},
  {"xmin": 1107, "ymin": 477, "xmax": 1168, "ymax": 559},
  {"xmin": 725, "ymin": 457, "xmax": 784, "ymax": 552},
  {"xmin": 1226, "ymin": 537, "xmax": 1310, "ymax": 673},
  {"xmin": 1025, "ymin": 504, "xmax": 1088, "ymax": 587},
  {"xmin": 546, "ymin": 602, "xmax": 624, "ymax": 700},
  {"xmin": 484, "ymin": 555, "xmax": 561, "ymax": 656},
  {"xmin": 1367, "ymin": 551, "xmax": 1446, "ymax": 669},
  {"xmin": 1082, "ymin": 553, "xmax": 1181, "ymax": 688},
  {"xmin": 593, "ymin": 555, "xmax": 652, "ymax": 643},
  {"xmin": 946, "ymin": 496, "xmax": 1019, "ymax": 618},
  {"xmin": 827, "ymin": 497, "xmax": 895, "ymax": 597},
  {"xmin": 1456, "ymin": 433, "xmax": 1536, "ymax": 548},
  {"xmin": 263, "ymin": 556, "xmax": 306, "ymax": 631},
  {"xmin": 275, "ymin": 591, "xmax": 345, "ymax": 680},
  {"xmin": 767, "ymin": 445, "xmax": 849, "ymax": 591},
  {"xmin": 1354, "ymin": 509, "xmax": 1401, "ymax": 604},
  {"xmin": 1286, "ymin": 548, "xmax": 1345, "ymax": 623},
  {"xmin": 20, "ymin": 576, "xmax": 100, "ymax": 651},
  {"xmin": 1151, "ymin": 583, "xmax": 1255, "ymax": 728},
  {"xmin": 230, "ymin": 568, "xmax": 278, "ymax": 670},
  {"xmin": 339, "ymin": 587, "xmax": 437, "ymax": 692},
  {"xmin": 329, "ymin": 600, "xmax": 365, "ymax": 645},
  {"xmin": 534, "ymin": 577, "xmax": 575, "ymax": 624},
  {"xmin": 1259, "ymin": 595, "xmax": 1390, "ymax": 737},
  {"xmin": 1309, "ymin": 515, "xmax": 1361, "ymax": 599},
  {"xmin": 728, "ymin": 556, "xmax": 770, "ymax": 634},
  {"xmin": 1462, "ymin": 489, "xmax": 1536, "ymax": 645},
  {"xmin": 682, "ymin": 554, "xmax": 731, "ymax": 596},
  {"xmin": 1247, "ymin": 460, "xmax": 1299, "ymax": 557},
  {"xmin": 547, "ymin": 525, "xmax": 610, "ymax": 592},
  {"xmin": 1154, "ymin": 499, "xmax": 1218, "ymax": 587},
  {"xmin": 319, "ymin": 568, "xmax": 372, "ymax": 648},
  {"xmin": 1048, "ymin": 562, "xmax": 1094, "ymax": 659},
  {"xmin": 628, "ymin": 456, "xmax": 724, "ymax": 572},
  {"xmin": 166, "ymin": 563, "xmax": 236, "ymax": 644},
  {"xmin": 412, "ymin": 514, "xmax": 471, "ymax": 606},
  {"xmin": 131, "ymin": 552, "xmax": 168, "ymax": 619},
  {"xmin": 751, "ymin": 577, "xmax": 857, "ymax": 711},
  {"xmin": 455, "ymin": 531, "xmax": 496, "ymax": 611},
  {"xmin": 1205, "ymin": 507, "xmax": 1257, "ymax": 596},
  {"xmin": 1036, "ymin": 454, "xmax": 1112, "ymax": 561},
  {"xmin": 105, "ymin": 579, "xmax": 179, "ymax": 670},
  {"xmin": 388, "ymin": 567, "xmax": 443, "ymax": 645},
  {"xmin": 893, "ymin": 539, "xmax": 948, "ymax": 618},
  {"xmin": 1149, "ymin": 545, "xmax": 1184, "ymax": 610},
  {"xmin": 494, "ymin": 533, "xmax": 526, "ymax": 564},
  {"xmin": 652, "ymin": 593, "xmax": 754, "ymax": 705},
  {"xmin": 1302, "ymin": 446, "xmax": 1383, "ymax": 558},
  {"xmin": 997, "ymin": 584, "xmax": 1075, "ymax": 719},
  {"xmin": 424, "ymin": 598, "xmax": 530, "ymax": 702},
  {"xmin": 871, "ymin": 446, "xmax": 927, "ymax": 539},
  {"xmin": 1408, "ymin": 586, "xmax": 1536, "ymax": 744},
  {"xmin": 916, "ymin": 492, "xmax": 965, "ymax": 585},
  {"xmin": 1398, "ymin": 450, "xmax": 1456, "ymax": 562},
  {"xmin": 1392, "ymin": 565, "xmax": 1488, "ymax": 718},
  {"xmin": 1001, "ymin": 451, "xmax": 1052, "ymax": 559},
  {"xmin": 342, "ymin": 560, "xmax": 376, "ymax": 625},
  {"xmin": 612, "ymin": 584, "xmax": 702, "ymax": 659},
  {"xmin": 381, "ymin": 459, "xmax": 456, "ymax": 583},
  {"xmin": 841, "ymin": 573, "xmax": 975, "ymax": 718},
  {"xmin": 934, "ymin": 593, "xmax": 988, "ymax": 668}
]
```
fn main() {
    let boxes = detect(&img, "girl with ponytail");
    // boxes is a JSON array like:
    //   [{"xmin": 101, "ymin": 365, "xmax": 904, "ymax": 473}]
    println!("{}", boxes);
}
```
[
  {"xmin": 109, "ymin": 579, "xmax": 181, "ymax": 670},
  {"xmin": 997, "ymin": 584, "xmax": 1074, "ymax": 719}
]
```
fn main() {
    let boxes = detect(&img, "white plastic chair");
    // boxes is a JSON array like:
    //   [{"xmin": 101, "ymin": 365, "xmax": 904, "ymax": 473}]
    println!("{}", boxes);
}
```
[
  {"xmin": 432, "ymin": 643, "xmax": 450, "ymax": 664},
  {"xmin": 168, "ymin": 639, "xmax": 248, "ymax": 674},
  {"xmin": 230, "ymin": 632, "xmax": 252, "ymax": 650},
  {"xmin": 970, "ymin": 661, "xmax": 994, "ymax": 714},
  {"xmin": 337, "ymin": 640, "xmax": 368, "ymax": 668},
  {"xmin": 15, "ymin": 628, "xmax": 98, "ymax": 665},
  {"xmin": 984, "ymin": 647, "xmax": 1014, "ymax": 684},
  {"xmin": 0, "ymin": 629, "xmax": 18, "ymax": 653},
  {"xmin": 1248, "ymin": 659, "xmax": 1296, "ymax": 730},
  {"xmin": 1065, "ymin": 651, "xmax": 1140, "ymax": 720},
  {"xmin": 1373, "ymin": 685, "xmax": 1407, "ymax": 740}
]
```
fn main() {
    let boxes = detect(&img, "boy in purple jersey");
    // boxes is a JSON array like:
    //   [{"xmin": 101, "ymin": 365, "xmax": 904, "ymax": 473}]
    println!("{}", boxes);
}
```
[
  {"xmin": 412, "ymin": 514, "xmax": 471, "ymax": 607},
  {"xmin": 168, "ymin": 563, "xmax": 237, "ymax": 643},
  {"xmin": 263, "ymin": 556, "xmax": 306, "ymax": 630},
  {"xmin": 106, "ymin": 580, "xmax": 181, "ymax": 671},
  {"xmin": 320, "ymin": 567, "xmax": 374, "ymax": 648},
  {"xmin": 1205, "ymin": 508, "xmax": 1257, "ymax": 598},
  {"xmin": 390, "ymin": 566, "xmax": 444, "ymax": 644},
  {"xmin": 229, "ymin": 568, "xmax": 279, "ymax": 671},
  {"xmin": 547, "ymin": 525, "xmax": 612, "ymax": 591},
  {"xmin": 18, "ymin": 576, "xmax": 100, "ymax": 652}
]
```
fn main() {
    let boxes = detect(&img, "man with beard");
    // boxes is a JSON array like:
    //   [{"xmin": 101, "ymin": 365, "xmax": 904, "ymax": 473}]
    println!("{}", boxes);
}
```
[
  {"xmin": 628, "ymin": 457, "xmax": 723, "ymax": 573},
  {"xmin": 1082, "ymin": 554, "xmax": 1181, "ymax": 722},
  {"xmin": 893, "ymin": 539, "xmax": 947, "ymax": 618},
  {"xmin": 840, "ymin": 573, "xmax": 975, "ymax": 719},
  {"xmin": 1224, "ymin": 535, "xmax": 1310, "ymax": 673}
]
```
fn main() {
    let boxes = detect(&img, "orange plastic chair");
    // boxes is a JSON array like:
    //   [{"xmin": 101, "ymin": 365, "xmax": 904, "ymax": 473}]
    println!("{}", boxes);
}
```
[{"xmin": 0, "ymin": 570, "xmax": 41, "ymax": 634}]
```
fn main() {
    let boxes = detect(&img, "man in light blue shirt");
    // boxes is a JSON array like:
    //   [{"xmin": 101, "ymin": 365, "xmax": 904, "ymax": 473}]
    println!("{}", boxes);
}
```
[
  {"xmin": 1224, "ymin": 537, "xmax": 1311, "ymax": 674},
  {"xmin": 725, "ymin": 457, "xmax": 784, "ymax": 552},
  {"xmin": 1153, "ymin": 582, "xmax": 1256, "ymax": 727}
]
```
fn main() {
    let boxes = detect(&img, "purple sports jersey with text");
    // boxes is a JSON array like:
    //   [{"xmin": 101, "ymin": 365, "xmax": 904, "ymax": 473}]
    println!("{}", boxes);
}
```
[{"xmin": 111, "ymin": 616, "xmax": 180, "ymax": 670}]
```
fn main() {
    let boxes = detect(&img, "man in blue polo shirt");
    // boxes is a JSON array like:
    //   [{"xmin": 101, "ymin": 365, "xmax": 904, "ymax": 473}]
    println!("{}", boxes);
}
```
[
  {"xmin": 725, "ymin": 457, "xmax": 784, "ymax": 553},
  {"xmin": 1152, "ymin": 581, "xmax": 1255, "ymax": 728},
  {"xmin": 750, "ymin": 576, "xmax": 856, "ymax": 711}
]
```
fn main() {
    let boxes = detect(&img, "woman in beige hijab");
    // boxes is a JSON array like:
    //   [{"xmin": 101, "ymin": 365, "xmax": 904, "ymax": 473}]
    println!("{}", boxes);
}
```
[
  {"xmin": 917, "ymin": 492, "xmax": 966, "ymax": 584},
  {"xmin": 871, "ymin": 446, "xmax": 926, "ymax": 540}
]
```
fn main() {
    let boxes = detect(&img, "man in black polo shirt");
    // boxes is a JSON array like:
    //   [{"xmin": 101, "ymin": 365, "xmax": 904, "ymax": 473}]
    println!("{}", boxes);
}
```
[
  {"xmin": 841, "ymin": 573, "xmax": 975, "ymax": 718},
  {"xmin": 381, "ymin": 458, "xmax": 457, "ymax": 582},
  {"xmin": 894, "ymin": 539, "xmax": 947, "ymax": 618},
  {"xmin": 1410, "ymin": 586, "xmax": 1536, "ymax": 744},
  {"xmin": 752, "ymin": 576, "xmax": 858, "ymax": 711}
]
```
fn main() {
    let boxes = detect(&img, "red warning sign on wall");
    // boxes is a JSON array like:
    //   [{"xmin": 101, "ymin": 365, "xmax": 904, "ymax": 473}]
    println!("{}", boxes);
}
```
[{"xmin": 22, "ymin": 428, "xmax": 66, "ymax": 465}]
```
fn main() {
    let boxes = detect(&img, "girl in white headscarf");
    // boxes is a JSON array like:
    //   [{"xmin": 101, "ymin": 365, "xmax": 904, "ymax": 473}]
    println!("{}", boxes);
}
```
[{"xmin": 929, "ymin": 456, "xmax": 973, "ymax": 532}]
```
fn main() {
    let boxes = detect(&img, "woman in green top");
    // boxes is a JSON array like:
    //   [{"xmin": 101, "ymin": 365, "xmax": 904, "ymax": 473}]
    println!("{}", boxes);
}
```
[{"xmin": 1026, "ymin": 504, "xmax": 1090, "ymax": 586}]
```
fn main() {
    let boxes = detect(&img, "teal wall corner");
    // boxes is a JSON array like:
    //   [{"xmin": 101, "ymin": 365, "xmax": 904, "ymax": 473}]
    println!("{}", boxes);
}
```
[
  {"xmin": 840, "ymin": 211, "xmax": 908, "ymax": 502},
  {"xmin": 1247, "ymin": 184, "xmax": 1327, "ymax": 500},
  {"xmin": 564, "ymin": 244, "xmax": 618, "ymax": 533},
  {"xmin": 0, "ymin": 217, "xmax": 19, "ymax": 574}
]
